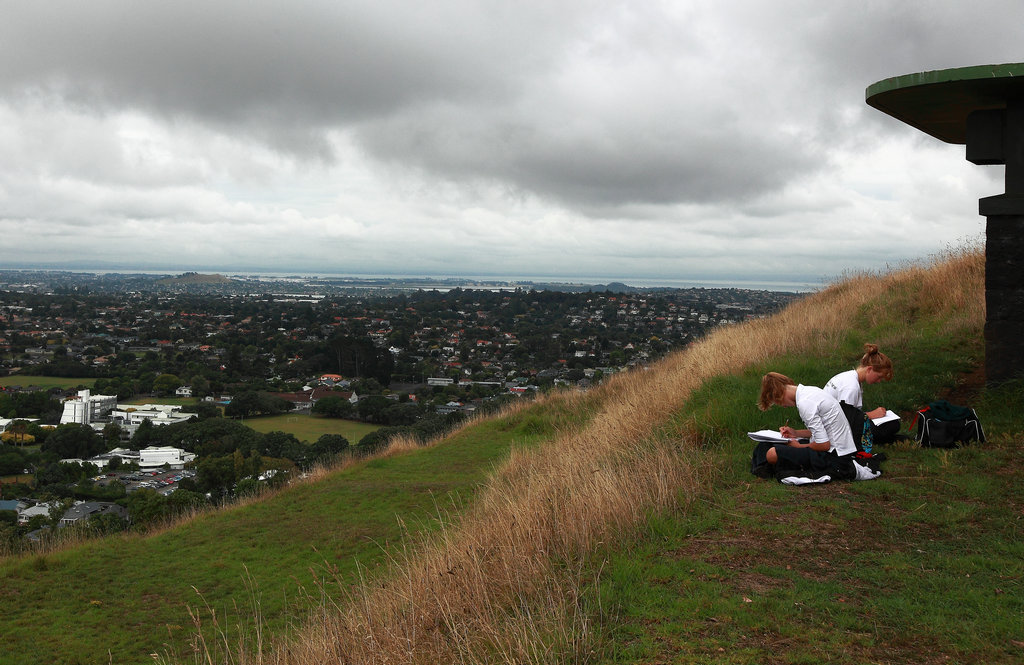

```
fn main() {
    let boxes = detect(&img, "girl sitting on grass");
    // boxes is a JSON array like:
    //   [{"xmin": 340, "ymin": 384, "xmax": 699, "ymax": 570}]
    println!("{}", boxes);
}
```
[
  {"xmin": 758, "ymin": 372, "xmax": 858, "ymax": 476},
  {"xmin": 825, "ymin": 343, "xmax": 893, "ymax": 419},
  {"xmin": 825, "ymin": 343, "xmax": 899, "ymax": 445}
]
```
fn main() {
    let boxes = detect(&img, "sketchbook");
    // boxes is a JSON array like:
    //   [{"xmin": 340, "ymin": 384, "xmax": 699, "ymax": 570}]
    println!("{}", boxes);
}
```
[
  {"xmin": 871, "ymin": 410, "xmax": 900, "ymax": 426},
  {"xmin": 747, "ymin": 429, "xmax": 790, "ymax": 443}
]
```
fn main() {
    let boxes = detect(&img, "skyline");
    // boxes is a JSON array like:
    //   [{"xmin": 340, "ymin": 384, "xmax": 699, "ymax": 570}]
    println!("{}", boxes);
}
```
[{"xmin": 0, "ymin": 2, "xmax": 1014, "ymax": 284}]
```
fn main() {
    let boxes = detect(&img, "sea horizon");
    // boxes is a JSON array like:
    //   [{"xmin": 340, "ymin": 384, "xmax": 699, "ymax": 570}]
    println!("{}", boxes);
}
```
[{"xmin": 0, "ymin": 265, "xmax": 823, "ymax": 293}]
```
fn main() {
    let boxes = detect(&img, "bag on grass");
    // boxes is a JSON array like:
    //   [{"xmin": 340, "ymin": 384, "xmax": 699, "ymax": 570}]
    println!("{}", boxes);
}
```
[
  {"xmin": 911, "ymin": 400, "xmax": 985, "ymax": 448},
  {"xmin": 839, "ymin": 401, "xmax": 874, "ymax": 453}
]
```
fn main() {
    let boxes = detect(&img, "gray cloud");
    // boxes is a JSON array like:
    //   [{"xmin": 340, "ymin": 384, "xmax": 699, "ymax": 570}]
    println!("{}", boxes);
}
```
[{"xmin": 0, "ymin": 1, "xmax": 1014, "ymax": 283}]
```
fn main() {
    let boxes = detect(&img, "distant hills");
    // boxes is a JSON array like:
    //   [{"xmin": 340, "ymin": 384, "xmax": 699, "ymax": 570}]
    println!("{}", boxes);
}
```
[{"xmin": 154, "ymin": 272, "xmax": 235, "ymax": 285}]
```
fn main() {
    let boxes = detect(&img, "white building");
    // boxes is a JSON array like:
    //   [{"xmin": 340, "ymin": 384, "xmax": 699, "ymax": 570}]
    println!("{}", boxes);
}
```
[
  {"xmin": 60, "ymin": 389, "xmax": 118, "ymax": 425},
  {"xmin": 88, "ymin": 447, "xmax": 140, "ymax": 469},
  {"xmin": 0, "ymin": 417, "xmax": 38, "ymax": 433},
  {"xmin": 139, "ymin": 446, "xmax": 196, "ymax": 470},
  {"xmin": 110, "ymin": 406, "xmax": 192, "ymax": 428}
]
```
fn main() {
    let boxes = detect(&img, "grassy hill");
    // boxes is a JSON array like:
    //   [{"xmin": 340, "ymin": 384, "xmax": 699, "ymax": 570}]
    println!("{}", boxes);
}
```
[{"xmin": 3, "ymin": 247, "xmax": 1022, "ymax": 664}]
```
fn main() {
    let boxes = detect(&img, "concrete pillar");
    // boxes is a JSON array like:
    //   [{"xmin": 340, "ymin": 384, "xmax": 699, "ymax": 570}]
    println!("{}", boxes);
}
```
[{"xmin": 979, "ymin": 199, "xmax": 1024, "ymax": 383}]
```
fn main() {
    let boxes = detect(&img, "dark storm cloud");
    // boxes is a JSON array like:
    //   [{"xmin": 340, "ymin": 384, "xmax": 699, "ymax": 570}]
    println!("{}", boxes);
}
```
[{"xmin": 0, "ymin": 2, "xmax": 573, "ymax": 157}]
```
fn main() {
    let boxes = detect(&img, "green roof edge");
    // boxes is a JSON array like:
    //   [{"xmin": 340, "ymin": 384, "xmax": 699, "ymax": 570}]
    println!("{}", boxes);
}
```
[{"xmin": 866, "ymin": 63, "xmax": 1024, "ymax": 101}]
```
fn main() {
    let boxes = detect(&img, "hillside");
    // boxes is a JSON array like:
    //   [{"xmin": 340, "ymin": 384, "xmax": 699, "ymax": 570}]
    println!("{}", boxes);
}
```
[
  {"xmin": 4, "ymin": 247, "xmax": 1021, "ymax": 664},
  {"xmin": 218, "ymin": 245, "xmax": 1014, "ymax": 665}
]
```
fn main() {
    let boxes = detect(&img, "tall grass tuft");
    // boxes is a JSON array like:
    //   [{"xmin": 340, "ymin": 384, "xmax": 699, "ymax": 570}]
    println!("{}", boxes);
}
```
[{"xmin": 170, "ymin": 247, "xmax": 985, "ymax": 664}]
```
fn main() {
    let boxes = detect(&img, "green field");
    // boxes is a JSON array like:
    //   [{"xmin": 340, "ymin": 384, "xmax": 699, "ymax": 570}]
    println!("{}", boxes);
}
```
[
  {"xmin": 0, "ymin": 398, "xmax": 576, "ymax": 665},
  {"xmin": 121, "ymin": 395, "xmax": 198, "ymax": 407},
  {"xmin": 238, "ymin": 412, "xmax": 381, "ymax": 444},
  {"xmin": 119, "ymin": 399, "xmax": 379, "ymax": 443},
  {"xmin": 0, "ymin": 375, "xmax": 95, "ymax": 389}
]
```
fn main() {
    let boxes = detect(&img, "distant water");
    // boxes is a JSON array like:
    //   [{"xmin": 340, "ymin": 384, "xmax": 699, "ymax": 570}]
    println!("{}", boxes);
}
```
[
  {"xmin": 3, "ymin": 266, "xmax": 822, "ymax": 293},
  {"xmin": 233, "ymin": 272, "xmax": 823, "ymax": 293}
]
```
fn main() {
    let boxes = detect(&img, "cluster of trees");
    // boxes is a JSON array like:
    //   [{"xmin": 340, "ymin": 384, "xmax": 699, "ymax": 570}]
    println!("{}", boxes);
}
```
[
  {"xmin": 311, "ymin": 393, "xmax": 421, "ymax": 426},
  {"xmin": 0, "ymin": 390, "xmax": 63, "ymax": 422}
]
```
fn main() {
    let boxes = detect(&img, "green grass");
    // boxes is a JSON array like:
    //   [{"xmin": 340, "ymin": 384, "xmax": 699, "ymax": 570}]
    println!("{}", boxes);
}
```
[
  {"xmin": 0, "ymin": 397, "xmax": 578, "ymax": 665},
  {"xmin": 121, "ymin": 395, "xmax": 199, "ymax": 407},
  {"xmin": 590, "ymin": 298, "xmax": 1023, "ymax": 664},
  {"xmin": 239, "ymin": 412, "xmax": 381, "ymax": 444},
  {"xmin": 120, "ymin": 399, "xmax": 381, "ymax": 443},
  {"xmin": 593, "ymin": 441, "xmax": 1024, "ymax": 664},
  {"xmin": 0, "ymin": 375, "xmax": 96, "ymax": 389}
]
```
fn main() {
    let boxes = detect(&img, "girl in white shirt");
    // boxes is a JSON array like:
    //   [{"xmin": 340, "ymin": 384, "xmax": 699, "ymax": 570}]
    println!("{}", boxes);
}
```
[
  {"xmin": 824, "ymin": 343, "xmax": 893, "ymax": 419},
  {"xmin": 758, "ymin": 372, "xmax": 857, "ymax": 471}
]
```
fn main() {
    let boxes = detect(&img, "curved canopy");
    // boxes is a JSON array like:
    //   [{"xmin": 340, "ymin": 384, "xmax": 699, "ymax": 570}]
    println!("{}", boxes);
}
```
[{"xmin": 866, "ymin": 63, "xmax": 1024, "ymax": 144}]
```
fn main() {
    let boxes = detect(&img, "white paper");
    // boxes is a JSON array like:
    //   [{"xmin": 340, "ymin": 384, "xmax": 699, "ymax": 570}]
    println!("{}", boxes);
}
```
[
  {"xmin": 871, "ymin": 410, "xmax": 900, "ymax": 426},
  {"xmin": 747, "ymin": 429, "xmax": 789, "ymax": 443}
]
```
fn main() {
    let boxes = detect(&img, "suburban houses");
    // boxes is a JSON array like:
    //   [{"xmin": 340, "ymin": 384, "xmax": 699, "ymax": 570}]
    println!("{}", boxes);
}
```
[
  {"xmin": 0, "ymin": 271, "xmax": 802, "ymax": 542},
  {"xmin": 0, "ymin": 270, "xmax": 801, "ymax": 414}
]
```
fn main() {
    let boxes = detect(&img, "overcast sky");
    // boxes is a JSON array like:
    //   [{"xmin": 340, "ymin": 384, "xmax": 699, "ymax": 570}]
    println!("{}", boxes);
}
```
[{"xmin": 0, "ymin": 1, "xmax": 1016, "ymax": 288}]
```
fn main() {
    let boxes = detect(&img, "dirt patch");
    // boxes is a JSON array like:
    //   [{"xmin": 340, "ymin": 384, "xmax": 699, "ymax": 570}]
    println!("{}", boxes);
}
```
[{"xmin": 939, "ymin": 364, "xmax": 986, "ymax": 405}]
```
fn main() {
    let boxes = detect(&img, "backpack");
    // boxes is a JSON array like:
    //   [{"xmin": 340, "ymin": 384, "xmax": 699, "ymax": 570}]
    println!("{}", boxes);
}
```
[
  {"xmin": 911, "ymin": 400, "xmax": 985, "ymax": 448},
  {"xmin": 839, "ymin": 401, "xmax": 874, "ymax": 453}
]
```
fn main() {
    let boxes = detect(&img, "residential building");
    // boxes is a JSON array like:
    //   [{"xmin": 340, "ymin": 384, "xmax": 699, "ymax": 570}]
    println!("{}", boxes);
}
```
[{"xmin": 58, "ymin": 501, "xmax": 129, "ymax": 527}]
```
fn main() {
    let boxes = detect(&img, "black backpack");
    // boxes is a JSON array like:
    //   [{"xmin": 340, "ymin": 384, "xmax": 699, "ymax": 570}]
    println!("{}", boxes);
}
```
[{"xmin": 911, "ymin": 400, "xmax": 985, "ymax": 448}]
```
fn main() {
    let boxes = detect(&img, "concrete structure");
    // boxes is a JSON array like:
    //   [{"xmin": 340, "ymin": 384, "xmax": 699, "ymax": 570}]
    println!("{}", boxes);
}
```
[
  {"xmin": 110, "ymin": 405, "xmax": 193, "ymax": 428},
  {"xmin": 59, "ymin": 389, "xmax": 117, "ymax": 425},
  {"xmin": 139, "ymin": 446, "xmax": 196, "ymax": 470},
  {"xmin": 868, "ymin": 63, "xmax": 1024, "ymax": 384},
  {"xmin": 88, "ymin": 447, "xmax": 140, "ymax": 469}
]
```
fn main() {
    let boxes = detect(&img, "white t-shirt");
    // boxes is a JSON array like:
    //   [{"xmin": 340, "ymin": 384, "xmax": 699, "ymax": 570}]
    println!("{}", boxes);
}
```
[
  {"xmin": 796, "ymin": 384, "xmax": 857, "ymax": 456},
  {"xmin": 825, "ymin": 369, "xmax": 862, "ymax": 408}
]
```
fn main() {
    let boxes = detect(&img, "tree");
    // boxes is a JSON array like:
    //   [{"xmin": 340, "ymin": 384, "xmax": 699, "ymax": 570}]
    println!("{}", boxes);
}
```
[
  {"xmin": 224, "ymin": 391, "xmax": 290, "ymax": 419},
  {"xmin": 41, "ymin": 424, "xmax": 105, "ymax": 460},
  {"xmin": 383, "ymin": 402, "xmax": 421, "ymax": 426},
  {"xmin": 102, "ymin": 422, "xmax": 123, "ymax": 446},
  {"xmin": 152, "ymin": 373, "xmax": 182, "ymax": 396},
  {"xmin": 310, "ymin": 434, "xmax": 349, "ymax": 464},
  {"xmin": 87, "ymin": 512, "xmax": 129, "ymax": 535},
  {"xmin": 234, "ymin": 478, "xmax": 262, "ymax": 498},
  {"xmin": 259, "ymin": 431, "xmax": 304, "ymax": 464},
  {"xmin": 358, "ymin": 427, "xmax": 408, "ymax": 454},
  {"xmin": 181, "ymin": 401, "xmax": 221, "ymax": 420},
  {"xmin": 357, "ymin": 395, "xmax": 391, "ymax": 424},
  {"xmin": 311, "ymin": 395, "xmax": 354, "ymax": 418},
  {"xmin": 325, "ymin": 335, "xmax": 393, "ymax": 385},
  {"xmin": 166, "ymin": 488, "xmax": 206, "ymax": 515},
  {"xmin": 0, "ymin": 451, "xmax": 27, "ymax": 476},
  {"xmin": 125, "ymin": 488, "xmax": 167, "ymax": 527},
  {"xmin": 130, "ymin": 418, "xmax": 155, "ymax": 448},
  {"xmin": 190, "ymin": 375, "xmax": 211, "ymax": 398},
  {"xmin": 4, "ymin": 420, "xmax": 32, "ymax": 446},
  {"xmin": 196, "ymin": 456, "xmax": 236, "ymax": 497}
]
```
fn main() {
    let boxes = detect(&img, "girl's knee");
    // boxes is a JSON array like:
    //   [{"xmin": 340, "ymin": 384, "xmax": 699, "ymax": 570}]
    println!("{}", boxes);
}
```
[{"xmin": 766, "ymin": 446, "xmax": 778, "ymax": 464}]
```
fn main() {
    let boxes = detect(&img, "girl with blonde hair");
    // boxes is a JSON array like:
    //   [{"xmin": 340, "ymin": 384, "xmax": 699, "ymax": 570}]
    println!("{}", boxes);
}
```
[
  {"xmin": 825, "ymin": 343, "xmax": 900, "ymax": 446},
  {"xmin": 825, "ymin": 343, "xmax": 893, "ymax": 420},
  {"xmin": 757, "ymin": 372, "xmax": 859, "ymax": 473}
]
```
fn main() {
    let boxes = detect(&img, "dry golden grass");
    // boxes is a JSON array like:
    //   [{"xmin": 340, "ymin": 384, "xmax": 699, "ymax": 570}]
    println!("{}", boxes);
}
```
[{"xmin": 174, "ymin": 247, "xmax": 985, "ymax": 665}]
